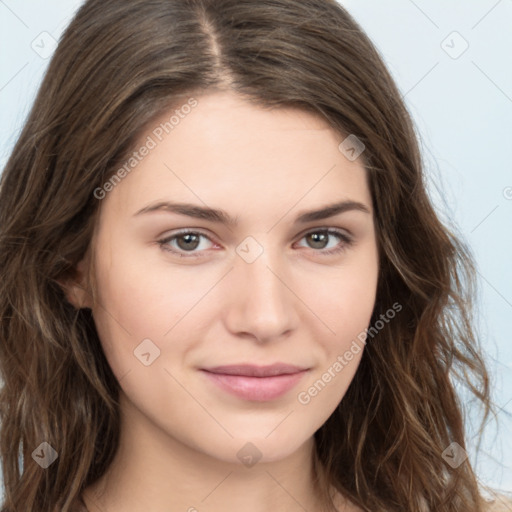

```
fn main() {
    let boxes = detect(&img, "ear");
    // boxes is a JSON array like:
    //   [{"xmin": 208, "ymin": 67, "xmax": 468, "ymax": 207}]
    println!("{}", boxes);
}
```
[{"xmin": 58, "ymin": 257, "xmax": 93, "ymax": 310}]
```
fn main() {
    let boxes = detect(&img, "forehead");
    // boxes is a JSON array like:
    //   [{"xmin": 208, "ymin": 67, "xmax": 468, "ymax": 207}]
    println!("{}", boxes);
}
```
[{"xmin": 104, "ymin": 91, "xmax": 371, "ymax": 221}]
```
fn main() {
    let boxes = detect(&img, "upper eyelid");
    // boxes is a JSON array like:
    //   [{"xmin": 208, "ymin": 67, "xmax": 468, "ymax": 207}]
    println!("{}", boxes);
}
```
[
  {"xmin": 159, "ymin": 226, "xmax": 352, "ymax": 248},
  {"xmin": 296, "ymin": 225, "xmax": 353, "ymax": 239}
]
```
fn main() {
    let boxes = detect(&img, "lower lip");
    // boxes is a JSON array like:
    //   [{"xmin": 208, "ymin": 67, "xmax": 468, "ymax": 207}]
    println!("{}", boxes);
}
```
[{"xmin": 200, "ymin": 370, "xmax": 308, "ymax": 401}]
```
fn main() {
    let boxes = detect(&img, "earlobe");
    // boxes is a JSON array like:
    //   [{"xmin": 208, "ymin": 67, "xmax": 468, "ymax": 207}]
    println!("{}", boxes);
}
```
[{"xmin": 58, "ymin": 258, "xmax": 93, "ymax": 310}]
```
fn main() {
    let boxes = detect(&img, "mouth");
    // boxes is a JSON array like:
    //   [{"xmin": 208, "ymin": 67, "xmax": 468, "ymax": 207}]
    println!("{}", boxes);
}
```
[{"xmin": 200, "ymin": 363, "xmax": 310, "ymax": 401}]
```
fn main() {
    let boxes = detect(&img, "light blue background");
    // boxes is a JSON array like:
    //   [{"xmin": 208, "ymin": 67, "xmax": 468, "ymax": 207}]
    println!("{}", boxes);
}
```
[{"xmin": 0, "ymin": 0, "xmax": 511, "ymax": 499}]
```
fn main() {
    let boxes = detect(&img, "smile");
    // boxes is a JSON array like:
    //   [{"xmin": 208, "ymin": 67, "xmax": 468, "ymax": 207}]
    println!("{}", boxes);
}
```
[{"xmin": 200, "ymin": 364, "xmax": 310, "ymax": 401}]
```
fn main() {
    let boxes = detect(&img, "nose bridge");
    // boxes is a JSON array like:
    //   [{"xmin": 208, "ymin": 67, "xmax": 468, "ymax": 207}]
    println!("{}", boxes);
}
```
[
  {"xmin": 237, "ymin": 237, "xmax": 288, "ymax": 310},
  {"xmin": 225, "ymin": 235, "xmax": 297, "ymax": 340}
]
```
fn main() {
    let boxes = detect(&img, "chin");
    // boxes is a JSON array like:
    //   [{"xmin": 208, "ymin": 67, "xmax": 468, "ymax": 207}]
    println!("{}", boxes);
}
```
[{"xmin": 194, "ymin": 428, "xmax": 313, "ymax": 467}]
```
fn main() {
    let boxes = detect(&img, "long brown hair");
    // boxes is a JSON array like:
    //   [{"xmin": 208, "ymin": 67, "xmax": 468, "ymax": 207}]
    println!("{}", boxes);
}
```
[{"xmin": 0, "ymin": 0, "xmax": 500, "ymax": 510}]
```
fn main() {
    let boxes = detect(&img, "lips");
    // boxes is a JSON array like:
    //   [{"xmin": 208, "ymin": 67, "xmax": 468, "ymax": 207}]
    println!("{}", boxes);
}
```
[
  {"xmin": 202, "ymin": 363, "xmax": 307, "ymax": 377},
  {"xmin": 200, "ymin": 363, "xmax": 309, "ymax": 401}
]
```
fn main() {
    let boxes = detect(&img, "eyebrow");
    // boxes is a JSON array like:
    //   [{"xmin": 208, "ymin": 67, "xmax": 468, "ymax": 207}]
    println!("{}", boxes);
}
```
[{"xmin": 133, "ymin": 199, "xmax": 371, "ymax": 226}]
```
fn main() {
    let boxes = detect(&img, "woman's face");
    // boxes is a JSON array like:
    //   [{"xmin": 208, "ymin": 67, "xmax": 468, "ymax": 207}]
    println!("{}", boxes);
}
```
[{"xmin": 80, "ymin": 91, "xmax": 379, "ymax": 464}]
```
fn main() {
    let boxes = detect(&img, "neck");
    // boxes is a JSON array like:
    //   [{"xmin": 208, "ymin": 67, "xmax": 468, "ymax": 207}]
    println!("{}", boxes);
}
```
[{"xmin": 81, "ymin": 392, "xmax": 342, "ymax": 512}]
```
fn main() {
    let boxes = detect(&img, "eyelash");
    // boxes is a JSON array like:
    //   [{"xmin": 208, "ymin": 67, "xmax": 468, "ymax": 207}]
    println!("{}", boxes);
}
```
[{"xmin": 157, "ymin": 228, "xmax": 353, "ymax": 259}]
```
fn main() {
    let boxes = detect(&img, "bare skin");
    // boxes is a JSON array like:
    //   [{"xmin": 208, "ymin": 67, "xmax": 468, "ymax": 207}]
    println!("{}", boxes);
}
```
[{"xmin": 65, "ymin": 91, "xmax": 377, "ymax": 512}]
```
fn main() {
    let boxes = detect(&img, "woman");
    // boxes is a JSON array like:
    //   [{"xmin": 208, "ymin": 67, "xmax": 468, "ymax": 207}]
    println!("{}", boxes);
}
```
[{"xmin": 0, "ymin": 0, "xmax": 509, "ymax": 510}]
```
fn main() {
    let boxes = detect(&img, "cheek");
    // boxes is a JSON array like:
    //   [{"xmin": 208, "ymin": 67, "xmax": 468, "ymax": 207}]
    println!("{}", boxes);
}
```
[
  {"xmin": 300, "ymin": 247, "xmax": 378, "ymax": 401},
  {"xmin": 296, "ymin": 275, "xmax": 374, "ymax": 415},
  {"xmin": 89, "ymin": 236, "xmax": 221, "ymax": 379},
  {"xmin": 91, "ymin": 225, "xmax": 378, "ymax": 390},
  {"xmin": 310, "ymin": 250, "xmax": 378, "ymax": 342},
  {"xmin": 92, "ymin": 237, "xmax": 206, "ymax": 337}
]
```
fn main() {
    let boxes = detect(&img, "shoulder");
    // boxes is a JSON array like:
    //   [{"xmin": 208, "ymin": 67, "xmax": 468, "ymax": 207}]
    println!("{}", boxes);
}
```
[{"xmin": 484, "ymin": 496, "xmax": 512, "ymax": 511}]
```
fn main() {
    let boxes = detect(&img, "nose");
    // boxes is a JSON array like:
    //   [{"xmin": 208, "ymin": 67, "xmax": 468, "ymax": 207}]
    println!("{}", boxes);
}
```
[{"xmin": 223, "ymin": 242, "xmax": 299, "ymax": 343}]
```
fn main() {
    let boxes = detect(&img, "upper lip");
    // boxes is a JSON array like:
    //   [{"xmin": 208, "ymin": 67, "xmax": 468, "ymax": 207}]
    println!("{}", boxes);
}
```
[{"xmin": 201, "ymin": 363, "xmax": 308, "ymax": 377}]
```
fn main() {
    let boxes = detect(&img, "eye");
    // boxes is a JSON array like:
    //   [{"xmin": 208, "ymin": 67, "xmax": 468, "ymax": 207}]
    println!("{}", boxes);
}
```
[
  {"xmin": 158, "ymin": 230, "xmax": 216, "ymax": 258},
  {"xmin": 157, "ymin": 227, "xmax": 353, "ymax": 259},
  {"xmin": 295, "ymin": 228, "xmax": 353, "ymax": 256}
]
